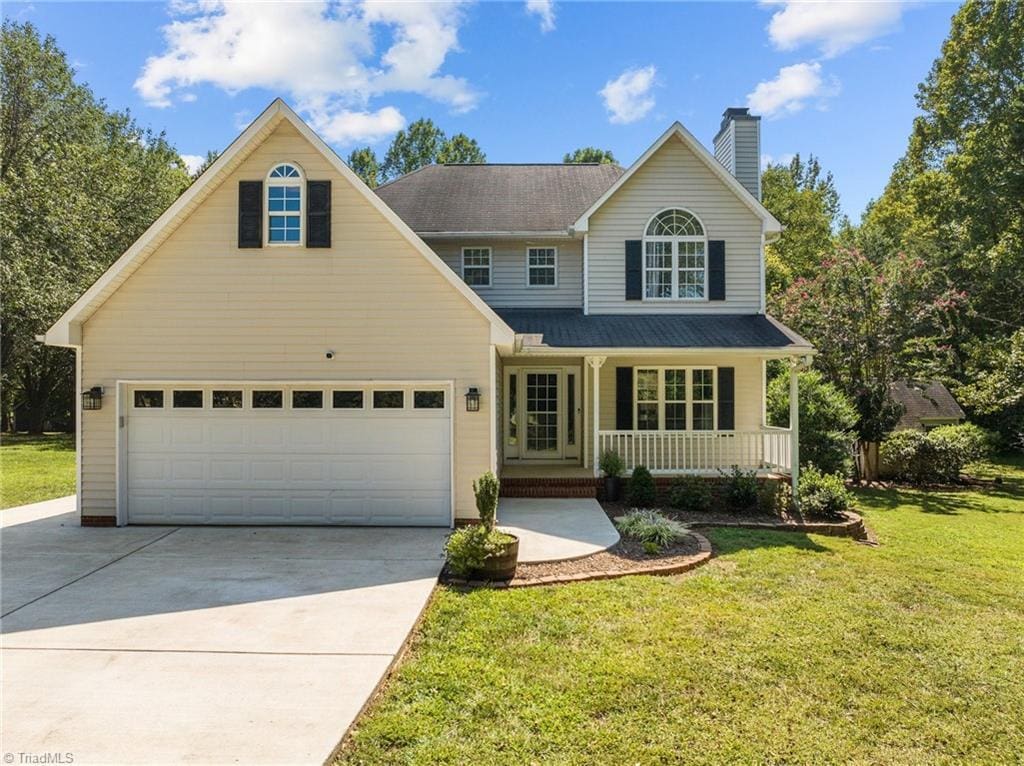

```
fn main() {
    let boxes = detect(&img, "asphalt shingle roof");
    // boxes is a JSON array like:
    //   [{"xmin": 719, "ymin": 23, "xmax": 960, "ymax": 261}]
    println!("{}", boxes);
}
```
[
  {"xmin": 495, "ymin": 309, "xmax": 811, "ymax": 349},
  {"xmin": 891, "ymin": 380, "xmax": 966, "ymax": 429},
  {"xmin": 374, "ymin": 163, "xmax": 625, "ymax": 233}
]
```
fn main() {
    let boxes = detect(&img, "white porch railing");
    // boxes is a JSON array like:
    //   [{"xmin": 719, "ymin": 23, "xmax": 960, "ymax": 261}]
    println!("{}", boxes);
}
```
[{"xmin": 598, "ymin": 428, "xmax": 792, "ymax": 475}]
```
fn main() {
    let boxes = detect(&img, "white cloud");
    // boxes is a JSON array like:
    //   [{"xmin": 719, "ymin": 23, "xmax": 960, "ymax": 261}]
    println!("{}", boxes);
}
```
[
  {"xmin": 135, "ymin": 0, "xmax": 478, "ymax": 145},
  {"xmin": 599, "ymin": 65, "xmax": 657, "ymax": 125},
  {"xmin": 761, "ymin": 152, "xmax": 796, "ymax": 169},
  {"xmin": 526, "ymin": 0, "xmax": 555, "ymax": 33},
  {"xmin": 746, "ymin": 62, "xmax": 839, "ymax": 118},
  {"xmin": 304, "ymin": 105, "xmax": 406, "ymax": 144},
  {"xmin": 762, "ymin": 0, "xmax": 907, "ymax": 58},
  {"xmin": 180, "ymin": 153, "xmax": 205, "ymax": 174}
]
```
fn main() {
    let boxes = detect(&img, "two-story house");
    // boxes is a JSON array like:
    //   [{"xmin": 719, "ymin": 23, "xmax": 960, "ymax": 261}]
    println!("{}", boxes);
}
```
[{"xmin": 43, "ymin": 99, "xmax": 812, "ymax": 527}]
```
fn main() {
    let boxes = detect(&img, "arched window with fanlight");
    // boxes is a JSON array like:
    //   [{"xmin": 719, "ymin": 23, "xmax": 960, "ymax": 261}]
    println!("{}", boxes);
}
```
[
  {"xmin": 642, "ymin": 208, "xmax": 707, "ymax": 300},
  {"xmin": 266, "ymin": 163, "xmax": 303, "ymax": 245}
]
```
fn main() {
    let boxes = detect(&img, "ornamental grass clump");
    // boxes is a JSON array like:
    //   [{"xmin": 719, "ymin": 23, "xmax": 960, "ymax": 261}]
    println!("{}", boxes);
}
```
[{"xmin": 614, "ymin": 509, "xmax": 689, "ymax": 552}]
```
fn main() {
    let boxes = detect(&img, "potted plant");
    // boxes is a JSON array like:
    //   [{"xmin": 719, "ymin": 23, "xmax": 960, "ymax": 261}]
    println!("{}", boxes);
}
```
[
  {"xmin": 600, "ymin": 450, "xmax": 625, "ymax": 501},
  {"xmin": 444, "ymin": 471, "xmax": 519, "ymax": 580}
]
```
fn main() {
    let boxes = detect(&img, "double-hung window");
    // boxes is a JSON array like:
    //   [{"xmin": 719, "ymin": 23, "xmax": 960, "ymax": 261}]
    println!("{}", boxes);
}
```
[
  {"xmin": 527, "ymin": 247, "xmax": 557, "ymax": 286},
  {"xmin": 635, "ymin": 368, "xmax": 716, "ymax": 430},
  {"xmin": 267, "ymin": 163, "xmax": 302, "ymax": 244},
  {"xmin": 462, "ymin": 247, "xmax": 491, "ymax": 286},
  {"xmin": 643, "ymin": 208, "xmax": 707, "ymax": 300}
]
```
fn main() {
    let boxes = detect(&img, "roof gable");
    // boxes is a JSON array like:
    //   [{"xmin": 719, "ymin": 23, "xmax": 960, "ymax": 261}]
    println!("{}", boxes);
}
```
[
  {"xmin": 43, "ymin": 99, "xmax": 514, "ymax": 347},
  {"xmin": 572, "ymin": 122, "xmax": 782, "ymax": 235}
]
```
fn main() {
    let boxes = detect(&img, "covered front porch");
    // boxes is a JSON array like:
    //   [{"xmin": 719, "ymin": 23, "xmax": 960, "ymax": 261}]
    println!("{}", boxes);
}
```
[{"xmin": 496, "ymin": 351, "xmax": 801, "ymax": 485}]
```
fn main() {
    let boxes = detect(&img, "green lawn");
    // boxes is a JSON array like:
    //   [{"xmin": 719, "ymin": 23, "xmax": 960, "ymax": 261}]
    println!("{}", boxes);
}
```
[
  {"xmin": 339, "ymin": 457, "xmax": 1024, "ymax": 765},
  {"xmin": 0, "ymin": 433, "xmax": 76, "ymax": 509}
]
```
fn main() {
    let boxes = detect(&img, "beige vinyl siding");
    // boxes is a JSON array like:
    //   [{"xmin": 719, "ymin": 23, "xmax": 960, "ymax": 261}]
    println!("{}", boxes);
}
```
[
  {"xmin": 587, "ymin": 134, "xmax": 764, "ymax": 314},
  {"xmin": 428, "ymin": 238, "xmax": 582, "ymax": 308},
  {"xmin": 79, "ymin": 120, "xmax": 494, "ymax": 521}
]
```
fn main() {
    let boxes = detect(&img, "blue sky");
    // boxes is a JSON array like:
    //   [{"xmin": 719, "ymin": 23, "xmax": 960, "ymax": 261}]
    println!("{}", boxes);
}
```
[{"xmin": 7, "ymin": 1, "xmax": 956, "ymax": 220}]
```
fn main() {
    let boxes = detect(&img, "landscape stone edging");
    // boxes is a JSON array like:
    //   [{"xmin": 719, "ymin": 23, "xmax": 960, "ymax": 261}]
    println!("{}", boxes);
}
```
[
  {"xmin": 443, "ymin": 531, "xmax": 714, "ymax": 589},
  {"xmin": 688, "ymin": 511, "xmax": 868, "ymax": 541}
]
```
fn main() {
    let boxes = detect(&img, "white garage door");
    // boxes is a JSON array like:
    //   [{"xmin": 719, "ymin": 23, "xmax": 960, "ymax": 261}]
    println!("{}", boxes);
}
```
[{"xmin": 125, "ymin": 383, "xmax": 451, "ymax": 526}]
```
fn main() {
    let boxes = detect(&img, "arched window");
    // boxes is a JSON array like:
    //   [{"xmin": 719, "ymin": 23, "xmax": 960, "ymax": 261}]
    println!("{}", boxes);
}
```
[
  {"xmin": 642, "ymin": 208, "xmax": 707, "ymax": 300},
  {"xmin": 267, "ymin": 163, "xmax": 303, "ymax": 244}
]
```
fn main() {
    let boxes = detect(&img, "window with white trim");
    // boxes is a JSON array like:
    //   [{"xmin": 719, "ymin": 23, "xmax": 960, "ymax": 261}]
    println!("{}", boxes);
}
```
[
  {"xmin": 527, "ymin": 247, "xmax": 557, "ymax": 286},
  {"xmin": 462, "ymin": 247, "xmax": 491, "ymax": 286},
  {"xmin": 635, "ymin": 368, "xmax": 716, "ymax": 431},
  {"xmin": 643, "ymin": 209, "xmax": 707, "ymax": 300},
  {"xmin": 267, "ymin": 163, "xmax": 302, "ymax": 245}
]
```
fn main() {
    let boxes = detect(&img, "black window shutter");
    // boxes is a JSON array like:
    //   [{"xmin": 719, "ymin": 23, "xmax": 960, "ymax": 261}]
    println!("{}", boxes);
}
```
[
  {"xmin": 306, "ymin": 180, "xmax": 331, "ymax": 248},
  {"xmin": 615, "ymin": 367, "xmax": 634, "ymax": 430},
  {"xmin": 708, "ymin": 240, "xmax": 726, "ymax": 300},
  {"xmin": 238, "ymin": 181, "xmax": 263, "ymax": 248},
  {"xmin": 717, "ymin": 367, "xmax": 735, "ymax": 430},
  {"xmin": 625, "ymin": 240, "xmax": 642, "ymax": 300}
]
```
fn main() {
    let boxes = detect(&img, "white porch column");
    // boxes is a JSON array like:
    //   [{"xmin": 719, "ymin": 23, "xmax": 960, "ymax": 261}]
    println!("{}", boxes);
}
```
[
  {"xmin": 789, "ymin": 360, "xmax": 800, "ymax": 497},
  {"xmin": 586, "ymin": 356, "xmax": 607, "ymax": 477}
]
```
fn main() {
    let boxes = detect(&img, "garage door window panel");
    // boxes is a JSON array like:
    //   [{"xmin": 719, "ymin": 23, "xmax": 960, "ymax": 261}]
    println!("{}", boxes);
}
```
[
  {"xmin": 332, "ymin": 390, "xmax": 364, "ymax": 409},
  {"xmin": 134, "ymin": 390, "xmax": 164, "ymax": 408},
  {"xmin": 212, "ymin": 390, "xmax": 243, "ymax": 409},
  {"xmin": 373, "ymin": 390, "xmax": 404, "ymax": 409},
  {"xmin": 252, "ymin": 390, "xmax": 283, "ymax": 409},
  {"xmin": 292, "ymin": 390, "xmax": 324, "ymax": 409},
  {"xmin": 414, "ymin": 390, "xmax": 445, "ymax": 409},
  {"xmin": 173, "ymin": 390, "xmax": 203, "ymax": 408}
]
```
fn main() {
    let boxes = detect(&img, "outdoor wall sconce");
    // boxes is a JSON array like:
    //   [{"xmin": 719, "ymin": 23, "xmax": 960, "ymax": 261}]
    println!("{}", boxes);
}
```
[
  {"xmin": 82, "ymin": 386, "xmax": 104, "ymax": 411},
  {"xmin": 465, "ymin": 386, "xmax": 481, "ymax": 412}
]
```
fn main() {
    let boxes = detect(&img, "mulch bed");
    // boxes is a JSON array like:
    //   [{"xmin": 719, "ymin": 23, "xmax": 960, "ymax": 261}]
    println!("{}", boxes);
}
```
[{"xmin": 441, "ymin": 531, "xmax": 713, "ymax": 589}]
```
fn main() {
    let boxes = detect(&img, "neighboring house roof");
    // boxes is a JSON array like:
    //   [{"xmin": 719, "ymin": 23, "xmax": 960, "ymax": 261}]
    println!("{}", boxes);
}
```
[
  {"xmin": 41, "ymin": 99, "xmax": 515, "ymax": 348},
  {"xmin": 572, "ymin": 122, "xmax": 783, "ymax": 236},
  {"xmin": 374, "ymin": 163, "xmax": 625, "ymax": 234},
  {"xmin": 495, "ymin": 309, "xmax": 812, "ymax": 353},
  {"xmin": 891, "ymin": 380, "xmax": 966, "ymax": 429}
]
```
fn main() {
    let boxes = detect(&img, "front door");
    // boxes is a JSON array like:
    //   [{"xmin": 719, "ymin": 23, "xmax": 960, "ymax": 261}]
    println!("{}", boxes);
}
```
[{"xmin": 504, "ymin": 366, "xmax": 581, "ymax": 462}]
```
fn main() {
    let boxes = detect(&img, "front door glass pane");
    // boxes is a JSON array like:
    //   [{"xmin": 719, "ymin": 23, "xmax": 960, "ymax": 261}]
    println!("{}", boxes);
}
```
[
  {"xmin": 566, "ymin": 374, "xmax": 575, "ymax": 446},
  {"xmin": 526, "ymin": 373, "xmax": 558, "ymax": 453},
  {"xmin": 508, "ymin": 373, "xmax": 518, "ymax": 445}
]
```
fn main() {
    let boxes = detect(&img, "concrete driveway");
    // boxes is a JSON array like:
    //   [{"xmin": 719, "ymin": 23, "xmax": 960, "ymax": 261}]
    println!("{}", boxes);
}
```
[{"xmin": 1, "ymin": 497, "xmax": 446, "ymax": 765}]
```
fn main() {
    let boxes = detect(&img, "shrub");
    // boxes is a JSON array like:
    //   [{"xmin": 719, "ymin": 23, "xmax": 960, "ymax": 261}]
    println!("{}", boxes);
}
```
[
  {"xmin": 668, "ymin": 475, "xmax": 712, "ymax": 512},
  {"xmin": 599, "ymin": 450, "xmax": 625, "ymax": 478},
  {"xmin": 797, "ymin": 464, "xmax": 852, "ymax": 519},
  {"xmin": 614, "ymin": 509, "xmax": 689, "ymax": 551},
  {"xmin": 627, "ymin": 465, "xmax": 658, "ymax": 507},
  {"xmin": 758, "ymin": 479, "xmax": 793, "ymax": 517},
  {"xmin": 880, "ymin": 424, "xmax": 992, "ymax": 484},
  {"xmin": 767, "ymin": 369, "xmax": 858, "ymax": 476},
  {"xmin": 722, "ymin": 466, "xmax": 760, "ymax": 512},
  {"xmin": 473, "ymin": 471, "xmax": 500, "ymax": 532},
  {"xmin": 928, "ymin": 423, "xmax": 991, "ymax": 481},
  {"xmin": 445, "ymin": 526, "xmax": 516, "ymax": 576}
]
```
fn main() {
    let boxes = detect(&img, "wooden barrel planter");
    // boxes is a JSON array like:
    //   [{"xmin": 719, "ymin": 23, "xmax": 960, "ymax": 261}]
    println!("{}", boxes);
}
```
[{"xmin": 469, "ymin": 534, "xmax": 520, "ymax": 581}]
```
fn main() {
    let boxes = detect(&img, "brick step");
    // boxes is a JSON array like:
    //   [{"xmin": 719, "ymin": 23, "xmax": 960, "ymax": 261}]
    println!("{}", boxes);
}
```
[{"xmin": 500, "ymin": 478, "xmax": 598, "ymax": 499}]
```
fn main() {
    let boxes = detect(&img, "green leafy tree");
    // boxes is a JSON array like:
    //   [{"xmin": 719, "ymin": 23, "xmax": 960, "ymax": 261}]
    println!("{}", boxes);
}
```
[
  {"xmin": 563, "ymin": 147, "xmax": 617, "ymax": 164},
  {"xmin": 857, "ymin": 0, "xmax": 1024, "ymax": 383},
  {"xmin": 381, "ymin": 118, "xmax": 447, "ymax": 180},
  {"xmin": 190, "ymin": 150, "xmax": 219, "ymax": 179},
  {"xmin": 0, "ymin": 22, "xmax": 191, "ymax": 431},
  {"xmin": 761, "ymin": 154, "xmax": 841, "ymax": 303},
  {"xmin": 957, "ymin": 328, "xmax": 1024, "ymax": 447},
  {"xmin": 346, "ymin": 147, "xmax": 380, "ymax": 188},
  {"xmin": 775, "ymin": 248, "xmax": 966, "ymax": 444},
  {"xmin": 437, "ymin": 133, "xmax": 486, "ymax": 164},
  {"xmin": 768, "ymin": 369, "xmax": 858, "ymax": 475}
]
